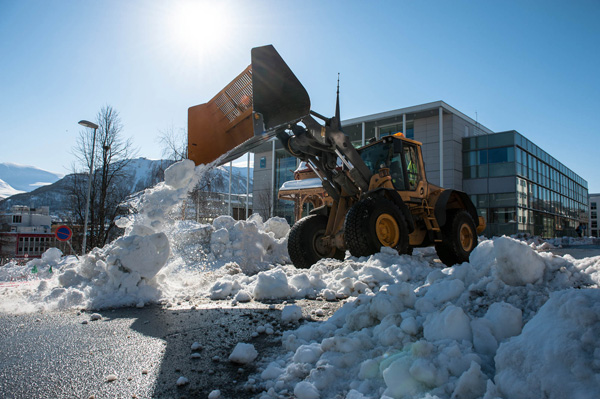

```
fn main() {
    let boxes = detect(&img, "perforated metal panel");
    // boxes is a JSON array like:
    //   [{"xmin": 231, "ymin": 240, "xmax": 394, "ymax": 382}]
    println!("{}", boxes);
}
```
[{"xmin": 215, "ymin": 69, "xmax": 253, "ymax": 123}]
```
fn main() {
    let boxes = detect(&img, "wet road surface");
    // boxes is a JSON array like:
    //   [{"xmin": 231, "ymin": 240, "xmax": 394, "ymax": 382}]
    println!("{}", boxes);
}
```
[{"xmin": 0, "ymin": 299, "xmax": 342, "ymax": 399}]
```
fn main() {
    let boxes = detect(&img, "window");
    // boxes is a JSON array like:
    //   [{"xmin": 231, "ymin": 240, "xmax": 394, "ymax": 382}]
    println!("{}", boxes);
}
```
[
  {"xmin": 12, "ymin": 215, "xmax": 22, "ymax": 224},
  {"xmin": 404, "ymin": 145, "xmax": 421, "ymax": 191},
  {"xmin": 463, "ymin": 150, "xmax": 488, "ymax": 166},
  {"xmin": 361, "ymin": 141, "xmax": 393, "ymax": 175},
  {"xmin": 489, "ymin": 162, "xmax": 515, "ymax": 177},
  {"xmin": 488, "ymin": 147, "xmax": 514, "ymax": 164},
  {"xmin": 379, "ymin": 122, "xmax": 414, "ymax": 139},
  {"xmin": 389, "ymin": 154, "xmax": 405, "ymax": 190},
  {"xmin": 463, "ymin": 165, "xmax": 488, "ymax": 179},
  {"xmin": 490, "ymin": 207, "xmax": 517, "ymax": 223},
  {"xmin": 490, "ymin": 193, "xmax": 516, "ymax": 207},
  {"xmin": 592, "ymin": 202, "xmax": 597, "ymax": 210},
  {"xmin": 488, "ymin": 132, "xmax": 514, "ymax": 147},
  {"xmin": 260, "ymin": 157, "xmax": 267, "ymax": 168},
  {"xmin": 463, "ymin": 137, "xmax": 476, "ymax": 150}
]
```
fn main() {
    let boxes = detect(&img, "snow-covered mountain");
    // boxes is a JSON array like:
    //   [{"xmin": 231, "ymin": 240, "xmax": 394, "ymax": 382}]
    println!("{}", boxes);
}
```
[
  {"xmin": 0, "ymin": 158, "xmax": 253, "ymax": 214},
  {"xmin": 0, "ymin": 178, "xmax": 24, "ymax": 199},
  {"xmin": 0, "ymin": 163, "xmax": 63, "ymax": 196}
]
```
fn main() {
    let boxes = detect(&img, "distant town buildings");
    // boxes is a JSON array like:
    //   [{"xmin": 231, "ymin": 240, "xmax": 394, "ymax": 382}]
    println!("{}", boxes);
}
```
[{"xmin": 0, "ymin": 205, "xmax": 55, "ymax": 259}]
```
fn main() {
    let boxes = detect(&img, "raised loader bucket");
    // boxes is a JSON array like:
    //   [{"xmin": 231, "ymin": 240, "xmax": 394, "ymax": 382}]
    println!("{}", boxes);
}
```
[{"xmin": 188, "ymin": 45, "xmax": 310, "ymax": 165}]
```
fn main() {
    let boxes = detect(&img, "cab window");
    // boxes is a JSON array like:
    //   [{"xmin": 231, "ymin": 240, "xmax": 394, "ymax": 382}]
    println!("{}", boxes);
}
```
[
  {"xmin": 389, "ymin": 153, "xmax": 406, "ymax": 190},
  {"xmin": 404, "ymin": 145, "xmax": 420, "ymax": 190}
]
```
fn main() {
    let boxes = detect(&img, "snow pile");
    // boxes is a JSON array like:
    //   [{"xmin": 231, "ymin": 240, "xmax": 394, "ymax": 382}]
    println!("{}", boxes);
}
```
[
  {"xmin": 0, "ymin": 248, "xmax": 62, "ymax": 282},
  {"xmin": 0, "ymin": 160, "xmax": 288, "ymax": 311},
  {"xmin": 495, "ymin": 289, "xmax": 600, "ymax": 399},
  {"xmin": 246, "ymin": 236, "xmax": 600, "ymax": 399}
]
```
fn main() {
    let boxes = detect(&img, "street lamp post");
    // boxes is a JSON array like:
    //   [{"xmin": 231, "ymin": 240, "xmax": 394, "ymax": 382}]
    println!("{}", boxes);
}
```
[{"xmin": 78, "ymin": 120, "xmax": 99, "ymax": 255}]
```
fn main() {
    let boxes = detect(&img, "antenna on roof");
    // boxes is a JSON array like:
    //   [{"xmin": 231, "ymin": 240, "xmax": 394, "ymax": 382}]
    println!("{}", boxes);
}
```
[{"xmin": 333, "ymin": 73, "xmax": 341, "ymax": 130}]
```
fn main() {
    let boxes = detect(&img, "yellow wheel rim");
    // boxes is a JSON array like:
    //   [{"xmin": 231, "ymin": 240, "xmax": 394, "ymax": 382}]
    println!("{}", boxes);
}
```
[
  {"xmin": 375, "ymin": 214, "xmax": 399, "ymax": 247},
  {"xmin": 459, "ymin": 223, "xmax": 473, "ymax": 251}
]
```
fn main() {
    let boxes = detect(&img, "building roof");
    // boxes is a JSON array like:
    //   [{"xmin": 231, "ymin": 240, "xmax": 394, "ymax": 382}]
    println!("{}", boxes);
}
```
[{"xmin": 341, "ymin": 100, "xmax": 494, "ymax": 135}]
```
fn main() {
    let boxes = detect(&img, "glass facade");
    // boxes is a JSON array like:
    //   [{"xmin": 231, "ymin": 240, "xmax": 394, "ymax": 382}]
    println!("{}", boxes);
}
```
[
  {"xmin": 463, "ymin": 131, "xmax": 589, "ymax": 237},
  {"xmin": 344, "ymin": 120, "xmax": 415, "ymax": 149},
  {"xmin": 273, "ymin": 149, "xmax": 297, "ymax": 224}
]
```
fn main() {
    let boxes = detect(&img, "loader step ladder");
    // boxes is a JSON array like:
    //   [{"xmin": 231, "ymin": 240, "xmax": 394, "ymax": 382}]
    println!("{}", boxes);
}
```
[{"xmin": 421, "ymin": 200, "xmax": 443, "ymax": 243}]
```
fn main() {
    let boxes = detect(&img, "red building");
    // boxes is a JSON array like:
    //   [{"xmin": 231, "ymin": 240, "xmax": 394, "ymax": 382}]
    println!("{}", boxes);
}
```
[{"xmin": 0, "ymin": 206, "xmax": 55, "ymax": 260}]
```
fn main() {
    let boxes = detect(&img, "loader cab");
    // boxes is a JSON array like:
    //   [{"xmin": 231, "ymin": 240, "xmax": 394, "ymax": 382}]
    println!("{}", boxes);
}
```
[{"xmin": 359, "ymin": 134, "xmax": 424, "ymax": 192}]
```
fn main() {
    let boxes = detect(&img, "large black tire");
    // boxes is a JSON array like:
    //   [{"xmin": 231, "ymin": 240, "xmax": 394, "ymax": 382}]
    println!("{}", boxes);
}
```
[
  {"xmin": 344, "ymin": 197, "xmax": 410, "ymax": 258},
  {"xmin": 435, "ymin": 209, "xmax": 478, "ymax": 266},
  {"xmin": 288, "ymin": 214, "xmax": 345, "ymax": 269}
]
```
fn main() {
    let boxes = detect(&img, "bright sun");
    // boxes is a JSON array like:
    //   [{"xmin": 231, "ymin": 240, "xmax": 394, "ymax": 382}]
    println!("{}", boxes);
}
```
[{"xmin": 168, "ymin": 1, "xmax": 231, "ymax": 54}]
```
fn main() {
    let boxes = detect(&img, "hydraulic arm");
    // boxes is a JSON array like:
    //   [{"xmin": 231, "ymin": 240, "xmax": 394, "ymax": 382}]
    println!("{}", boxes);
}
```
[{"xmin": 188, "ymin": 45, "xmax": 373, "ymax": 202}]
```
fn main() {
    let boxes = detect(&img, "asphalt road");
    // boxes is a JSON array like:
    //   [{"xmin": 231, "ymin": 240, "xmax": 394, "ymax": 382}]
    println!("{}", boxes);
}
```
[
  {"xmin": 549, "ymin": 245, "xmax": 600, "ymax": 259},
  {"xmin": 0, "ymin": 299, "xmax": 342, "ymax": 399}
]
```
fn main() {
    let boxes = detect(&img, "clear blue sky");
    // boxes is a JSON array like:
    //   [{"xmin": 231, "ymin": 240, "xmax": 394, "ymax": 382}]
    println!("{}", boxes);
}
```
[{"xmin": 1, "ymin": 0, "xmax": 599, "ymax": 191}]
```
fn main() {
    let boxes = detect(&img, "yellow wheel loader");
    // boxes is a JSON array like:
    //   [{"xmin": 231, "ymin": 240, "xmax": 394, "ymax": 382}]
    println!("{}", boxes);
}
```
[{"xmin": 188, "ymin": 45, "xmax": 486, "ymax": 268}]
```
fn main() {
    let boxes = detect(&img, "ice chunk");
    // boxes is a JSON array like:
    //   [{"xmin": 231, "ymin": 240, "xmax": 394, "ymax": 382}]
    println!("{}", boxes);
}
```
[
  {"xmin": 213, "ymin": 215, "xmax": 236, "ymax": 231},
  {"xmin": 90, "ymin": 313, "xmax": 102, "ymax": 321},
  {"xmin": 210, "ymin": 280, "xmax": 233, "ymax": 300},
  {"xmin": 191, "ymin": 342, "xmax": 202, "ymax": 351},
  {"xmin": 176, "ymin": 376, "xmax": 189, "ymax": 386},
  {"xmin": 229, "ymin": 343, "xmax": 258, "ymax": 364},
  {"xmin": 452, "ymin": 361, "xmax": 487, "ymax": 399},
  {"xmin": 263, "ymin": 216, "xmax": 290, "ymax": 239},
  {"xmin": 110, "ymin": 232, "xmax": 170, "ymax": 279},
  {"xmin": 293, "ymin": 381, "xmax": 320, "ymax": 399},
  {"xmin": 282, "ymin": 304, "xmax": 303, "ymax": 324},
  {"xmin": 493, "ymin": 236, "xmax": 545, "ymax": 286},
  {"xmin": 164, "ymin": 159, "xmax": 195, "ymax": 189},
  {"xmin": 41, "ymin": 247, "xmax": 63, "ymax": 264},
  {"xmin": 484, "ymin": 302, "xmax": 522, "ymax": 342},
  {"xmin": 471, "ymin": 318, "xmax": 498, "ymax": 356},
  {"xmin": 261, "ymin": 362, "xmax": 284, "ymax": 379},
  {"xmin": 234, "ymin": 290, "xmax": 252, "ymax": 302},
  {"xmin": 424, "ymin": 278, "xmax": 465, "ymax": 305},
  {"xmin": 383, "ymin": 354, "xmax": 426, "ymax": 398},
  {"xmin": 293, "ymin": 343, "xmax": 323, "ymax": 364},
  {"xmin": 424, "ymin": 305, "xmax": 472, "ymax": 342},
  {"xmin": 253, "ymin": 270, "xmax": 294, "ymax": 300}
]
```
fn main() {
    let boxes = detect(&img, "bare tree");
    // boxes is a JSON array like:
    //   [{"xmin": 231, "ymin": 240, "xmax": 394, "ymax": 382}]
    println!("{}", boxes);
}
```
[
  {"xmin": 255, "ymin": 189, "xmax": 273, "ymax": 219},
  {"xmin": 149, "ymin": 125, "xmax": 187, "ymax": 186},
  {"xmin": 157, "ymin": 125, "xmax": 188, "ymax": 161},
  {"xmin": 70, "ymin": 105, "xmax": 137, "ymax": 251}
]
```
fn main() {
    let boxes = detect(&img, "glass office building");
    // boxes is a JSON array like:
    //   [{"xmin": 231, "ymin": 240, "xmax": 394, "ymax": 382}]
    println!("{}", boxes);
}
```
[{"xmin": 463, "ymin": 131, "xmax": 588, "ymax": 237}]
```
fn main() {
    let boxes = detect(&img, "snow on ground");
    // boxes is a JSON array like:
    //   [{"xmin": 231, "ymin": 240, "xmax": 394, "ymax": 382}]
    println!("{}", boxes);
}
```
[
  {"xmin": 241, "ymin": 238, "xmax": 600, "ymax": 399},
  {"xmin": 0, "ymin": 160, "xmax": 289, "ymax": 312},
  {"xmin": 1, "ymin": 159, "xmax": 600, "ymax": 398}
]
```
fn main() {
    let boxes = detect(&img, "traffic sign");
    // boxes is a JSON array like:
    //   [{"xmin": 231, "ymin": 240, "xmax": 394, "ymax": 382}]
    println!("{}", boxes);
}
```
[{"xmin": 55, "ymin": 225, "xmax": 73, "ymax": 242}]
